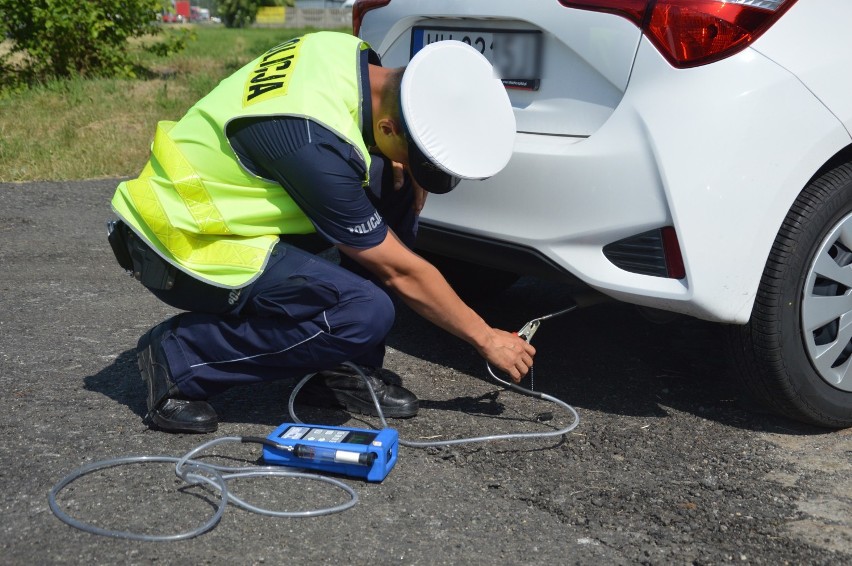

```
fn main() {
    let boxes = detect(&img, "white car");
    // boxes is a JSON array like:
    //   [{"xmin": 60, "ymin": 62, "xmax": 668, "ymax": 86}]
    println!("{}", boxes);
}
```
[{"xmin": 353, "ymin": 0, "xmax": 852, "ymax": 428}]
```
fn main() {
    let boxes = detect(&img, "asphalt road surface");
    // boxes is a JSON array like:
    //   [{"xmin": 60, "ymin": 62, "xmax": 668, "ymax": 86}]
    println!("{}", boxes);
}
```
[{"xmin": 1, "ymin": 179, "xmax": 850, "ymax": 565}]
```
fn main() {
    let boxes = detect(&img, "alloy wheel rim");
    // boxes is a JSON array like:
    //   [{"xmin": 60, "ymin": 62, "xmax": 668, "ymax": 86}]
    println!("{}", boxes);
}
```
[{"xmin": 801, "ymin": 211, "xmax": 852, "ymax": 392}]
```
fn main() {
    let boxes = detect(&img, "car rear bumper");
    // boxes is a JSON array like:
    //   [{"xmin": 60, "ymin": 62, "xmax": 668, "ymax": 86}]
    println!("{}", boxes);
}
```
[{"xmin": 416, "ymin": 40, "xmax": 850, "ymax": 323}]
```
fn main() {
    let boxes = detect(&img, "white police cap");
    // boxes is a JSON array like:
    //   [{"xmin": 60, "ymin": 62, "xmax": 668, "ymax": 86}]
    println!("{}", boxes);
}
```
[{"xmin": 401, "ymin": 40, "xmax": 516, "ymax": 194}]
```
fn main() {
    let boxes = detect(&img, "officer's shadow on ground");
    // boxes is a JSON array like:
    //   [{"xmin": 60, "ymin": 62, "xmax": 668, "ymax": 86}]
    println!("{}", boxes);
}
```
[{"xmin": 84, "ymin": 349, "xmax": 520, "ymax": 431}]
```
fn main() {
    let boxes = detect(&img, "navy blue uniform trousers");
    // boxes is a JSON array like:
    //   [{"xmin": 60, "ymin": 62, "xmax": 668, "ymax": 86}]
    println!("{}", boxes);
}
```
[{"xmin": 144, "ymin": 156, "xmax": 418, "ymax": 400}]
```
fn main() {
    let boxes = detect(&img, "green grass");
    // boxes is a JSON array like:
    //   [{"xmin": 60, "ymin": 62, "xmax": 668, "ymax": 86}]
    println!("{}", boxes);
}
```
[{"xmin": 0, "ymin": 26, "xmax": 347, "ymax": 182}]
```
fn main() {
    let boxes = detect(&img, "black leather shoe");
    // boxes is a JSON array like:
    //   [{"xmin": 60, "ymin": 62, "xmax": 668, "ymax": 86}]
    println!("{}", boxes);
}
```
[
  {"xmin": 298, "ymin": 364, "xmax": 419, "ymax": 418},
  {"xmin": 137, "ymin": 321, "xmax": 218, "ymax": 433}
]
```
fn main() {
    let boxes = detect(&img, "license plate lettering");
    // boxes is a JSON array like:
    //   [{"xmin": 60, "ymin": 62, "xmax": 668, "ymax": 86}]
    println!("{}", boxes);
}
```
[{"xmin": 412, "ymin": 27, "xmax": 542, "ymax": 91}]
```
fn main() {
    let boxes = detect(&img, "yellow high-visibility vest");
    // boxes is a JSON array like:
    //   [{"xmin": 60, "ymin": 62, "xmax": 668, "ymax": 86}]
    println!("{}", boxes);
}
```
[{"xmin": 112, "ymin": 32, "xmax": 373, "ymax": 288}]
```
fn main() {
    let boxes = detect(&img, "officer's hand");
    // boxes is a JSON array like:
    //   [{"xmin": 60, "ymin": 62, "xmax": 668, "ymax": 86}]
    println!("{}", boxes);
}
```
[
  {"xmin": 391, "ymin": 161, "xmax": 429, "ymax": 214},
  {"xmin": 410, "ymin": 174, "xmax": 428, "ymax": 214},
  {"xmin": 391, "ymin": 160, "xmax": 406, "ymax": 190},
  {"xmin": 479, "ymin": 329, "xmax": 536, "ymax": 383}
]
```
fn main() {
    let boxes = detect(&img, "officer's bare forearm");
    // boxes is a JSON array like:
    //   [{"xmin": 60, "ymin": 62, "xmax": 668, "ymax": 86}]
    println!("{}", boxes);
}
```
[
  {"xmin": 338, "ymin": 233, "xmax": 535, "ymax": 379},
  {"xmin": 338, "ymin": 232, "xmax": 490, "ymax": 346},
  {"xmin": 387, "ymin": 261, "xmax": 535, "ymax": 380},
  {"xmin": 389, "ymin": 258, "xmax": 493, "ymax": 348}
]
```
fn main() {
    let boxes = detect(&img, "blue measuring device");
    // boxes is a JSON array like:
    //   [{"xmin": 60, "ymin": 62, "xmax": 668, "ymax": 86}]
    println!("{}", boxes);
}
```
[{"xmin": 262, "ymin": 423, "xmax": 399, "ymax": 482}]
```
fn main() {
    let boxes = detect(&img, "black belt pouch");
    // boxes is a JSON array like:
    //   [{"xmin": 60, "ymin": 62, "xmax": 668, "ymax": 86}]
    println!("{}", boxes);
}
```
[
  {"xmin": 107, "ymin": 220, "xmax": 176, "ymax": 290},
  {"xmin": 107, "ymin": 220, "xmax": 133, "ymax": 271}
]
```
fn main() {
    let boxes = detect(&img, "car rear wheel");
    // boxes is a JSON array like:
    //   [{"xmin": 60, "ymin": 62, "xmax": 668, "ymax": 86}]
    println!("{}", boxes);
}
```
[{"xmin": 727, "ymin": 161, "xmax": 852, "ymax": 428}]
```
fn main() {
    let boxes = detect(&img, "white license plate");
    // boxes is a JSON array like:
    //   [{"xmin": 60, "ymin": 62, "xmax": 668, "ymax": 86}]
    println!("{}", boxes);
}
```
[{"xmin": 411, "ymin": 27, "xmax": 542, "ymax": 90}]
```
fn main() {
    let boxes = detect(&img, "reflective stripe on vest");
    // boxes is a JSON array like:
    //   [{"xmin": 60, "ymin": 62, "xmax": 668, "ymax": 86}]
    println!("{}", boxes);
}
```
[{"xmin": 123, "ymin": 122, "xmax": 273, "ymax": 276}]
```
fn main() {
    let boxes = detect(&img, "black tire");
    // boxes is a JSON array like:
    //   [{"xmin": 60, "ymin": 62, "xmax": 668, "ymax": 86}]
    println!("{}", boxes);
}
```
[{"xmin": 726, "ymin": 161, "xmax": 852, "ymax": 428}]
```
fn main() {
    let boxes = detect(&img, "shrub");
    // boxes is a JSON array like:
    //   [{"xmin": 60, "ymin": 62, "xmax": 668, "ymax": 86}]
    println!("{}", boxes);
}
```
[
  {"xmin": 0, "ymin": 0, "xmax": 187, "ymax": 86},
  {"xmin": 218, "ymin": 0, "xmax": 260, "ymax": 29}
]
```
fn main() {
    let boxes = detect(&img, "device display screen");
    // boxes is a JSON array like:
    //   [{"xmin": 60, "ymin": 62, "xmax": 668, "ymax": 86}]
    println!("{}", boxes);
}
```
[{"xmin": 279, "ymin": 426, "xmax": 377, "ymax": 445}]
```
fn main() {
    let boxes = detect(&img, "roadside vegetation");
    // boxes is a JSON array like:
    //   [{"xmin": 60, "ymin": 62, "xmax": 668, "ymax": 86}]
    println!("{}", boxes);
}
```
[{"xmin": 0, "ymin": 25, "xmax": 345, "ymax": 182}]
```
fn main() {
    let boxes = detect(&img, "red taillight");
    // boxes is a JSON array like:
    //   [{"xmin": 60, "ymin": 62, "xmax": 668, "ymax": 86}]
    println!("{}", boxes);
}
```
[
  {"xmin": 559, "ymin": 0, "xmax": 797, "ymax": 68},
  {"xmin": 661, "ymin": 226, "xmax": 685, "ymax": 279},
  {"xmin": 646, "ymin": 0, "xmax": 798, "ymax": 67},
  {"xmin": 353, "ymin": 0, "xmax": 393, "ymax": 36}
]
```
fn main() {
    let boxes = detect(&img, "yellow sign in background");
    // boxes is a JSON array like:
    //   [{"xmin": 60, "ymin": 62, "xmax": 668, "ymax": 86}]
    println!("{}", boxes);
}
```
[{"xmin": 256, "ymin": 6, "xmax": 286, "ymax": 25}]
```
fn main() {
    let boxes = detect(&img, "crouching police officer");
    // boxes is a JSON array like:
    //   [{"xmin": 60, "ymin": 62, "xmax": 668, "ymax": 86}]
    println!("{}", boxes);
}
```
[{"xmin": 108, "ymin": 31, "xmax": 535, "ymax": 433}]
